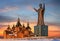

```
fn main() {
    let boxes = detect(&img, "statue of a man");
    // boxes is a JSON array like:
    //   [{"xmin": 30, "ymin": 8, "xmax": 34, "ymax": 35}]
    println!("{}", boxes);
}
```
[{"xmin": 34, "ymin": 4, "xmax": 45, "ymax": 26}]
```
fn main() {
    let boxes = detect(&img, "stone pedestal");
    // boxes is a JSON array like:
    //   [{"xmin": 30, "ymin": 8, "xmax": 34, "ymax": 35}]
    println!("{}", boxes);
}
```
[{"xmin": 34, "ymin": 25, "xmax": 48, "ymax": 36}]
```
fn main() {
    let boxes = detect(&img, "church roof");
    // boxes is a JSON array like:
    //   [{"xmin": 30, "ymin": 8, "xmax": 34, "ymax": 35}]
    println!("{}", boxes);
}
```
[
  {"xmin": 26, "ymin": 26, "xmax": 31, "ymax": 30},
  {"xmin": 16, "ymin": 18, "xmax": 22, "ymax": 27},
  {"xmin": 12, "ymin": 25, "xmax": 15, "ymax": 30},
  {"xmin": 26, "ymin": 22, "xmax": 31, "ymax": 30},
  {"xmin": 23, "ymin": 24, "xmax": 25, "ymax": 28},
  {"xmin": 7, "ymin": 25, "xmax": 11, "ymax": 30}
]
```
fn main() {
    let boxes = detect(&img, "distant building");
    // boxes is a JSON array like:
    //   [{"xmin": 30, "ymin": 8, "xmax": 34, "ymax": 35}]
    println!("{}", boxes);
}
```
[{"xmin": 3, "ymin": 18, "xmax": 34, "ymax": 39}]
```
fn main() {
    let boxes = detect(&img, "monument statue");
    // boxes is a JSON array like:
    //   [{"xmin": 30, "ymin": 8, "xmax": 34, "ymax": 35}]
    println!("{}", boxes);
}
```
[
  {"xmin": 34, "ymin": 3, "xmax": 48, "ymax": 36},
  {"xmin": 34, "ymin": 4, "xmax": 45, "ymax": 26}
]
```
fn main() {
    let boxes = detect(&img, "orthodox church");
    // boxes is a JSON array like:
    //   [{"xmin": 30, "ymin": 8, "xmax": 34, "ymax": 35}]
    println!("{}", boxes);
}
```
[{"xmin": 3, "ymin": 18, "xmax": 34, "ymax": 39}]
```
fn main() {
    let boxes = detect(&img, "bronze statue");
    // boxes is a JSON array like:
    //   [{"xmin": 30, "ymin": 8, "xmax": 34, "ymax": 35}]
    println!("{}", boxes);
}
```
[{"xmin": 34, "ymin": 3, "xmax": 45, "ymax": 25}]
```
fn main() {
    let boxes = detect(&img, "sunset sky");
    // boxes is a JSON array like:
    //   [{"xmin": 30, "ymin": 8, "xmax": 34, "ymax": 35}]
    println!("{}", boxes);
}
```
[{"xmin": 0, "ymin": 0, "xmax": 60, "ymax": 37}]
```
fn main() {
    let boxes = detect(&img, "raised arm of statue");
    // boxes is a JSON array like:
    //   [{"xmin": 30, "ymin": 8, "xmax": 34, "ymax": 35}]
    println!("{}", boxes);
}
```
[
  {"xmin": 43, "ymin": 4, "xmax": 45, "ymax": 10},
  {"xmin": 34, "ymin": 8, "xmax": 38, "ymax": 12}
]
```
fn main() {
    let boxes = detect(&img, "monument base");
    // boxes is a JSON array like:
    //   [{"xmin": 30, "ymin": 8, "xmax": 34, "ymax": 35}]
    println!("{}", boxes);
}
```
[{"xmin": 34, "ymin": 25, "xmax": 48, "ymax": 37}]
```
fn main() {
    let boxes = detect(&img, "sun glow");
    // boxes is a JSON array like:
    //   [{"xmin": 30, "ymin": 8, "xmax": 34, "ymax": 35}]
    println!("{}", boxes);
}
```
[{"xmin": 0, "ymin": 21, "xmax": 60, "ymax": 37}]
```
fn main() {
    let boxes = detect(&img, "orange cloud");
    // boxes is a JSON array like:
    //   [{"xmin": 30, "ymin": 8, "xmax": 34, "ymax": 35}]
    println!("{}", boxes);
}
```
[
  {"xmin": 49, "ymin": 31, "xmax": 60, "ymax": 37},
  {"xmin": 48, "ymin": 25, "xmax": 60, "ymax": 37},
  {"xmin": 48, "ymin": 25, "xmax": 60, "ymax": 31}
]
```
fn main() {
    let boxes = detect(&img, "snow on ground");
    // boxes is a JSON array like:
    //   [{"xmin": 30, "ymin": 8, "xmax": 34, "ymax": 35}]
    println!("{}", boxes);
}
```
[{"xmin": 0, "ymin": 39, "xmax": 60, "ymax": 41}]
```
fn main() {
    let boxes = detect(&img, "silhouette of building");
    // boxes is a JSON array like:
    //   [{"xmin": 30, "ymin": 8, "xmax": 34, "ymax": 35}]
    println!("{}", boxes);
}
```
[{"xmin": 3, "ymin": 18, "xmax": 34, "ymax": 39}]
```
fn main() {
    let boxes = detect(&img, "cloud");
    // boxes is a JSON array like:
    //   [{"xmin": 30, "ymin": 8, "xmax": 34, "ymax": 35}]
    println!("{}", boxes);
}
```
[
  {"xmin": 45, "ymin": 10, "xmax": 60, "ymax": 26},
  {"xmin": 26, "ymin": 5, "xmax": 35, "ymax": 12},
  {"xmin": 47, "ymin": 11, "xmax": 60, "ymax": 17},
  {"xmin": 0, "ymin": 6, "xmax": 19, "ymax": 12},
  {"xmin": 48, "ymin": 25, "xmax": 60, "ymax": 31},
  {"xmin": 0, "ymin": 25, "xmax": 8, "ymax": 28},
  {"xmin": 45, "ymin": 0, "xmax": 60, "ymax": 6},
  {"xmin": 0, "ymin": 15, "xmax": 16, "ymax": 22}
]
